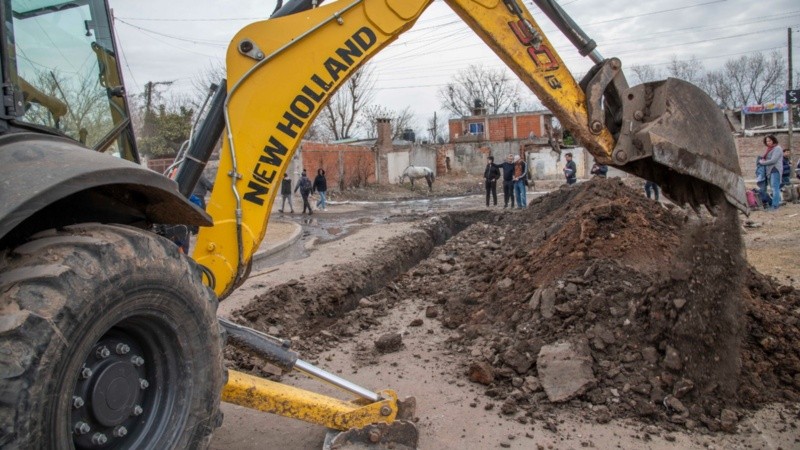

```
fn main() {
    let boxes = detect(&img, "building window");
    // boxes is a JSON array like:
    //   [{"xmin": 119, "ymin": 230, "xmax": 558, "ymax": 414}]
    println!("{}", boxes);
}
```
[{"xmin": 468, "ymin": 123, "xmax": 484, "ymax": 134}]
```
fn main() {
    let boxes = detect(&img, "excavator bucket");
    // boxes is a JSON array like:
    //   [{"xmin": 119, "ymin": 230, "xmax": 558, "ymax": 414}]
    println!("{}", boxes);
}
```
[{"xmin": 611, "ymin": 78, "xmax": 747, "ymax": 213}]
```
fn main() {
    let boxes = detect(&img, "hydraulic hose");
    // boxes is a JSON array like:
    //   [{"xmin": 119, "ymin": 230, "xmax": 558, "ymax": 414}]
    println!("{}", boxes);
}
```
[{"xmin": 529, "ymin": 0, "xmax": 603, "ymax": 63}]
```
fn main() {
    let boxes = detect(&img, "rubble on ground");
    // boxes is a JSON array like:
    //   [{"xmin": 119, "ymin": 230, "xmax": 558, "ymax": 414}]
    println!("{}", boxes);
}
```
[{"xmin": 230, "ymin": 178, "xmax": 800, "ymax": 432}]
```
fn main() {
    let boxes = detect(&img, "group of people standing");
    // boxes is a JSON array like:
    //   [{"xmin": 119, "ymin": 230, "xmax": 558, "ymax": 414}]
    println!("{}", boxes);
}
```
[
  {"xmin": 483, "ymin": 153, "xmax": 529, "ymax": 208},
  {"xmin": 279, "ymin": 168, "xmax": 328, "ymax": 215}
]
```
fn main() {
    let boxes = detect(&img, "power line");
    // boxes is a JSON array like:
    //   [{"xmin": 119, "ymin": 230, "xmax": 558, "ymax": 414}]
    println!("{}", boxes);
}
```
[
  {"xmin": 115, "ymin": 18, "xmax": 228, "ymax": 47},
  {"xmin": 116, "ymin": 16, "xmax": 265, "ymax": 22},
  {"xmin": 373, "ymin": 10, "xmax": 797, "ymax": 71},
  {"xmin": 114, "ymin": 18, "xmax": 223, "ymax": 58}
]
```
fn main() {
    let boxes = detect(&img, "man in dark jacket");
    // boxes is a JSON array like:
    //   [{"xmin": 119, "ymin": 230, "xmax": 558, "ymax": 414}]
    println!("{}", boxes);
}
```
[
  {"xmin": 279, "ymin": 172, "xmax": 294, "ymax": 213},
  {"xmin": 294, "ymin": 171, "xmax": 313, "ymax": 214},
  {"xmin": 782, "ymin": 148, "xmax": 791, "ymax": 187},
  {"xmin": 563, "ymin": 152, "xmax": 577, "ymax": 185},
  {"xmin": 590, "ymin": 163, "xmax": 608, "ymax": 178},
  {"xmin": 191, "ymin": 174, "xmax": 214, "ymax": 210},
  {"xmin": 499, "ymin": 154, "xmax": 516, "ymax": 208},
  {"xmin": 483, "ymin": 156, "xmax": 500, "ymax": 206},
  {"xmin": 313, "ymin": 168, "xmax": 328, "ymax": 210}
]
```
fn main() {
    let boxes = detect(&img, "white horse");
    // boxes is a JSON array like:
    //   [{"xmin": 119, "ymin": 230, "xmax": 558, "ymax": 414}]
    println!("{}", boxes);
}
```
[{"xmin": 401, "ymin": 165, "xmax": 435, "ymax": 191}]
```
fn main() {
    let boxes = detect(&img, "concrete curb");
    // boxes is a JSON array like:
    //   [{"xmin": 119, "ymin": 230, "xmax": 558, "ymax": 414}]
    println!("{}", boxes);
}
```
[{"xmin": 252, "ymin": 220, "xmax": 303, "ymax": 262}]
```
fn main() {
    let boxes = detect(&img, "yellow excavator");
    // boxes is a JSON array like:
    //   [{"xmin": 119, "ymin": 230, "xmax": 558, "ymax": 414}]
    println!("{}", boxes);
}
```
[{"xmin": 0, "ymin": 0, "xmax": 745, "ymax": 448}]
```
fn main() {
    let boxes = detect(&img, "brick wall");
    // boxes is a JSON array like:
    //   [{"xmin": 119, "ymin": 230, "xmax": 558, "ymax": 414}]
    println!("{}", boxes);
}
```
[
  {"xmin": 301, "ymin": 142, "xmax": 376, "ymax": 190},
  {"xmin": 449, "ymin": 112, "xmax": 550, "ymax": 142},
  {"xmin": 145, "ymin": 157, "xmax": 174, "ymax": 174}
]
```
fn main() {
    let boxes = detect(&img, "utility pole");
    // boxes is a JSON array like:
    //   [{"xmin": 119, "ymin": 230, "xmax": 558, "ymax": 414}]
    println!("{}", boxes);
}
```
[
  {"xmin": 788, "ymin": 28, "xmax": 793, "ymax": 155},
  {"xmin": 142, "ymin": 80, "xmax": 174, "ymax": 138}
]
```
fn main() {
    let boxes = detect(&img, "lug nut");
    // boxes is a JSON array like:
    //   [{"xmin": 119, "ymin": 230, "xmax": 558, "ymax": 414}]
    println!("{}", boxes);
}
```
[
  {"xmin": 116, "ymin": 343, "xmax": 130, "ymax": 355},
  {"xmin": 72, "ymin": 396, "xmax": 85, "ymax": 409},
  {"xmin": 132, "ymin": 405, "xmax": 143, "ymax": 416},
  {"xmin": 96, "ymin": 346, "xmax": 110, "ymax": 359},
  {"xmin": 131, "ymin": 356, "xmax": 145, "ymax": 367},
  {"xmin": 74, "ymin": 422, "xmax": 91, "ymax": 435},
  {"xmin": 379, "ymin": 406, "xmax": 392, "ymax": 416},
  {"xmin": 112, "ymin": 426, "xmax": 128, "ymax": 438},
  {"xmin": 139, "ymin": 378, "xmax": 149, "ymax": 389},
  {"xmin": 91, "ymin": 433, "xmax": 108, "ymax": 445},
  {"xmin": 81, "ymin": 367, "xmax": 93, "ymax": 379}
]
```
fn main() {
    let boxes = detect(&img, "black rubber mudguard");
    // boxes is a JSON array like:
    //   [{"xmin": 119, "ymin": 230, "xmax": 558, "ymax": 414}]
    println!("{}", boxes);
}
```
[{"xmin": 0, "ymin": 132, "xmax": 211, "ymax": 245}]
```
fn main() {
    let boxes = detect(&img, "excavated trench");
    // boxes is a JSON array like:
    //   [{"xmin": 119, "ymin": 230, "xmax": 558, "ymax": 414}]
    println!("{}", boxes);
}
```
[
  {"xmin": 228, "ymin": 178, "xmax": 800, "ymax": 433},
  {"xmin": 232, "ymin": 210, "xmax": 488, "ymax": 339}
]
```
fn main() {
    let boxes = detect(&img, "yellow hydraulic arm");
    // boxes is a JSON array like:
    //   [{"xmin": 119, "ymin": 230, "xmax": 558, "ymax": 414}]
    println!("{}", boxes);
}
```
[{"xmin": 194, "ymin": 0, "xmax": 606, "ymax": 298}]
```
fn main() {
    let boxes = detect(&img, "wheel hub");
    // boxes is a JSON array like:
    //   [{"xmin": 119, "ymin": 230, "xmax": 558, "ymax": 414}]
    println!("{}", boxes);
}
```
[
  {"xmin": 90, "ymin": 361, "xmax": 139, "ymax": 426},
  {"xmin": 72, "ymin": 333, "xmax": 148, "ymax": 448}
]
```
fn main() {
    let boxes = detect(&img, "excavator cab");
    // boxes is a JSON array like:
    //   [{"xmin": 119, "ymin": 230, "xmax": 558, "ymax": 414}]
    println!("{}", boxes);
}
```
[{"xmin": 1, "ymin": 0, "xmax": 137, "ymax": 161}]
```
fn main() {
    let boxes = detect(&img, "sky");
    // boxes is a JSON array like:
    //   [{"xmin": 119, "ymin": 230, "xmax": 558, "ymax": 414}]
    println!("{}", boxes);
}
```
[{"xmin": 109, "ymin": 0, "xmax": 800, "ymax": 132}]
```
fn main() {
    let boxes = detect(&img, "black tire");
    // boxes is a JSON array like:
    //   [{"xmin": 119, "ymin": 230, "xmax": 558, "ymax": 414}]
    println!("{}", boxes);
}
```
[{"xmin": 0, "ymin": 223, "xmax": 224, "ymax": 449}]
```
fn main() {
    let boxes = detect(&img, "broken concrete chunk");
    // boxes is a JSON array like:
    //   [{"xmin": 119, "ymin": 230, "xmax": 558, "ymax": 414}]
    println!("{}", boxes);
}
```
[
  {"xmin": 374, "ymin": 333, "xmax": 403, "ymax": 353},
  {"xmin": 538, "ymin": 340, "xmax": 596, "ymax": 402},
  {"xmin": 438, "ymin": 263, "xmax": 454, "ymax": 274},
  {"xmin": 523, "ymin": 376, "xmax": 542, "ymax": 392},
  {"xmin": 663, "ymin": 395, "xmax": 688, "ymax": 416},
  {"xmin": 641, "ymin": 346, "xmax": 659, "ymax": 364},
  {"xmin": 529, "ymin": 288, "xmax": 542, "ymax": 311},
  {"xmin": 408, "ymin": 318, "xmax": 423, "ymax": 327},
  {"xmin": 719, "ymin": 409, "xmax": 738, "ymax": 433},
  {"xmin": 565, "ymin": 283, "xmax": 578, "ymax": 296},
  {"xmin": 497, "ymin": 277, "xmax": 514, "ymax": 290},
  {"xmin": 425, "ymin": 306, "xmax": 439, "ymax": 318},
  {"xmin": 502, "ymin": 349, "xmax": 533, "ymax": 374},
  {"xmin": 540, "ymin": 288, "xmax": 556, "ymax": 319},
  {"xmin": 468, "ymin": 361, "xmax": 495, "ymax": 385}
]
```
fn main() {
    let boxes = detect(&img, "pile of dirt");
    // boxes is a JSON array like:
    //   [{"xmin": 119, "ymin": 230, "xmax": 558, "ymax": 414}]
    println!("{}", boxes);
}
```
[
  {"xmin": 231, "ymin": 178, "xmax": 800, "ymax": 432},
  {"xmin": 382, "ymin": 178, "xmax": 800, "ymax": 431}
]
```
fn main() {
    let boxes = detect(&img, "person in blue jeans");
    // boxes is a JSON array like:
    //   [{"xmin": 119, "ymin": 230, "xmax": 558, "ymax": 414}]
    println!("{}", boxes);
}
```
[
  {"xmin": 757, "ymin": 134, "xmax": 783, "ymax": 209},
  {"xmin": 512, "ymin": 154, "xmax": 527, "ymax": 208},
  {"xmin": 313, "ymin": 168, "xmax": 328, "ymax": 210},
  {"xmin": 755, "ymin": 156, "xmax": 772, "ymax": 207}
]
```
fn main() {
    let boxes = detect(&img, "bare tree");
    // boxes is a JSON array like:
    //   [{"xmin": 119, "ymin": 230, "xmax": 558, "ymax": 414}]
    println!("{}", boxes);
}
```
[
  {"xmin": 191, "ymin": 62, "xmax": 226, "ymax": 108},
  {"xmin": 357, "ymin": 104, "xmax": 416, "ymax": 140},
  {"xmin": 23, "ymin": 69, "xmax": 111, "ymax": 146},
  {"xmin": 438, "ymin": 64, "xmax": 523, "ymax": 116},
  {"xmin": 664, "ymin": 55, "xmax": 704, "ymax": 84},
  {"xmin": 628, "ymin": 64, "xmax": 660, "ymax": 85},
  {"xmin": 700, "ymin": 71, "xmax": 735, "ymax": 109},
  {"xmin": 704, "ymin": 51, "xmax": 785, "ymax": 108},
  {"xmin": 317, "ymin": 64, "xmax": 376, "ymax": 140}
]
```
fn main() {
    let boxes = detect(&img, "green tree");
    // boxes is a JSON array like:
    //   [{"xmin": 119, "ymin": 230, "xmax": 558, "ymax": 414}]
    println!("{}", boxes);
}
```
[{"xmin": 137, "ymin": 103, "xmax": 194, "ymax": 158}]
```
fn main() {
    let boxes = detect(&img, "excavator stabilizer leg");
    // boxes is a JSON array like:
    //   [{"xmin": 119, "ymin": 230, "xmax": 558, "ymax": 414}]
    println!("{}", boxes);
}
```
[{"xmin": 323, "ymin": 421, "xmax": 419, "ymax": 450}]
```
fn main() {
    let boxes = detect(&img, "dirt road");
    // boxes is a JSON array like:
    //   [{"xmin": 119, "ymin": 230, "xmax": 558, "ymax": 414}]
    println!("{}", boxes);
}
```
[{"xmin": 211, "ymin": 180, "xmax": 800, "ymax": 449}]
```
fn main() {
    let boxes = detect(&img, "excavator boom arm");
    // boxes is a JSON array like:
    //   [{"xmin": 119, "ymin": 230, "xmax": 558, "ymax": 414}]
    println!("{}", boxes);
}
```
[{"xmin": 194, "ymin": 0, "xmax": 609, "ymax": 297}]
